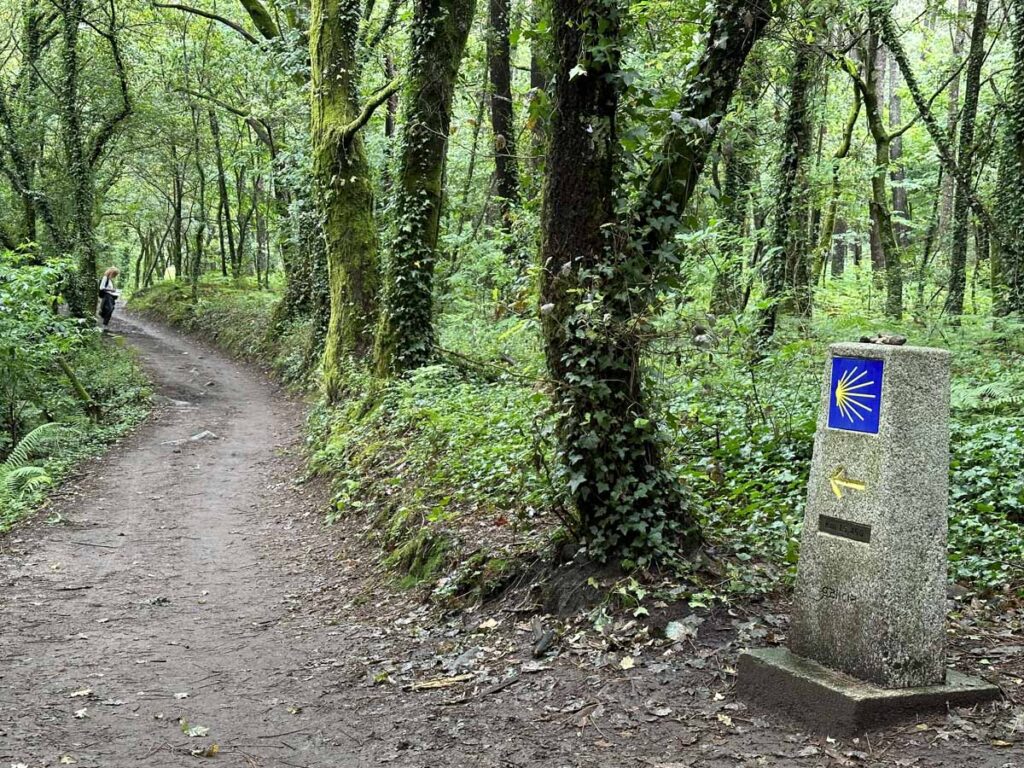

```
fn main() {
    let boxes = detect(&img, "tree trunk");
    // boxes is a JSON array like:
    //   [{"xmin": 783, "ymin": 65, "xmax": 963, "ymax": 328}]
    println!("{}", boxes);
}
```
[
  {"xmin": 759, "ymin": 39, "xmax": 816, "ymax": 340},
  {"xmin": 938, "ymin": 0, "xmax": 969, "ymax": 241},
  {"xmin": 710, "ymin": 64, "xmax": 761, "ymax": 314},
  {"xmin": 488, "ymin": 0, "xmax": 520, "ymax": 244},
  {"xmin": 995, "ymin": 0, "xmax": 1024, "ymax": 314},
  {"xmin": 208, "ymin": 109, "xmax": 235, "ymax": 278},
  {"xmin": 374, "ymin": 0, "xmax": 476, "ymax": 376},
  {"xmin": 944, "ymin": 0, "xmax": 989, "ymax": 319},
  {"xmin": 815, "ymin": 81, "xmax": 860, "ymax": 283},
  {"xmin": 61, "ymin": 0, "xmax": 99, "ymax": 316},
  {"xmin": 861, "ymin": 31, "xmax": 903, "ymax": 318},
  {"xmin": 832, "ymin": 219, "xmax": 848, "ymax": 276},
  {"xmin": 541, "ymin": 0, "xmax": 770, "ymax": 565},
  {"xmin": 191, "ymin": 107, "xmax": 207, "ymax": 300},
  {"xmin": 889, "ymin": 54, "xmax": 910, "ymax": 248},
  {"xmin": 171, "ymin": 142, "xmax": 184, "ymax": 280},
  {"xmin": 310, "ymin": 0, "xmax": 382, "ymax": 399}
]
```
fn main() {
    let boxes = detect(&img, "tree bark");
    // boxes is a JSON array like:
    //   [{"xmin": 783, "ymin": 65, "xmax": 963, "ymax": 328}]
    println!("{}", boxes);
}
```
[
  {"xmin": 815, "ymin": 81, "xmax": 860, "ymax": 282},
  {"xmin": 61, "ymin": 0, "xmax": 99, "ymax": 316},
  {"xmin": 711, "ymin": 63, "xmax": 761, "ymax": 314},
  {"xmin": 209, "ymin": 109, "xmax": 236, "ymax": 280}
]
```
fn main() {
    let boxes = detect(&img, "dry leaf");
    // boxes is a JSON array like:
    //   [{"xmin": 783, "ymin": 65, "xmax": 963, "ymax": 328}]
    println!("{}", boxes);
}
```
[
  {"xmin": 619, "ymin": 656, "xmax": 635, "ymax": 670},
  {"xmin": 716, "ymin": 712, "xmax": 732, "ymax": 727},
  {"xmin": 69, "ymin": 688, "xmax": 92, "ymax": 698}
]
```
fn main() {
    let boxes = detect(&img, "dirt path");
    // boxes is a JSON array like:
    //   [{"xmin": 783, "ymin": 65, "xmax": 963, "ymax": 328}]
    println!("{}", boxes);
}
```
[{"xmin": 1, "ymin": 313, "xmax": 1021, "ymax": 768}]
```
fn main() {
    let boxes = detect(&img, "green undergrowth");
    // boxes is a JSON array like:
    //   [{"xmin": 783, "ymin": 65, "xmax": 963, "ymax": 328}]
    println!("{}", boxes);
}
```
[
  {"xmin": 1, "ymin": 337, "xmax": 151, "ymax": 531},
  {"xmin": 129, "ymin": 275, "xmax": 1024, "ymax": 602},
  {"xmin": 308, "ymin": 363, "xmax": 557, "ymax": 600},
  {"xmin": 130, "ymin": 278, "xmax": 313, "ymax": 386}
]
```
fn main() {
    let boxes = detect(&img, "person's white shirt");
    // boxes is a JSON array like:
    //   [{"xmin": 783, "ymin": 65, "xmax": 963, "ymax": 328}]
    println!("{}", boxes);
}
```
[{"xmin": 99, "ymin": 276, "xmax": 118, "ymax": 295}]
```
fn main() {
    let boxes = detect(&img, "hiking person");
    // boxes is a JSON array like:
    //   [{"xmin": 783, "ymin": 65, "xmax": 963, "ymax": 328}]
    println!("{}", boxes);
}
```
[{"xmin": 98, "ymin": 267, "xmax": 120, "ymax": 327}]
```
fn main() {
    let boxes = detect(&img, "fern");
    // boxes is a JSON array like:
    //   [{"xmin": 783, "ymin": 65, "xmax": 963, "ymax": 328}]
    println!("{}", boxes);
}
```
[
  {"xmin": 2, "ymin": 422, "xmax": 63, "ymax": 471},
  {"xmin": 3, "ymin": 465, "xmax": 51, "ymax": 495},
  {"xmin": 0, "ymin": 422, "xmax": 65, "ymax": 505}
]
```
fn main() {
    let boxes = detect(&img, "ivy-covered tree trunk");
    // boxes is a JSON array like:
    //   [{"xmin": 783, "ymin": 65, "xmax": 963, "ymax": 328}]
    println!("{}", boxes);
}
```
[
  {"xmin": 944, "ymin": 0, "xmax": 989, "ymax": 319},
  {"xmin": 61, "ymin": 0, "xmax": 99, "ymax": 317},
  {"xmin": 759, "ymin": 39, "xmax": 816, "ymax": 341},
  {"xmin": 374, "ymin": 0, "xmax": 476, "ymax": 376},
  {"xmin": 488, "ymin": 0, "xmax": 520, "ymax": 241},
  {"xmin": 710, "ymin": 66, "xmax": 760, "ymax": 314},
  {"xmin": 310, "ymin": 0, "xmax": 381, "ymax": 399},
  {"xmin": 541, "ymin": 0, "xmax": 770, "ymax": 566},
  {"xmin": 996, "ymin": 0, "xmax": 1024, "ymax": 314}
]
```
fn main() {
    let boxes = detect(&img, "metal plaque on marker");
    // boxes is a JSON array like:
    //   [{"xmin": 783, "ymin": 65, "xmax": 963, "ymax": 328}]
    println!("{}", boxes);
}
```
[{"xmin": 818, "ymin": 514, "xmax": 872, "ymax": 544}]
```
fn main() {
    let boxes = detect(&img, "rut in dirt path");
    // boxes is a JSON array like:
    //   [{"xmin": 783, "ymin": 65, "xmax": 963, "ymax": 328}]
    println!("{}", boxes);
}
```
[{"xmin": 0, "ymin": 311, "xmax": 376, "ymax": 767}]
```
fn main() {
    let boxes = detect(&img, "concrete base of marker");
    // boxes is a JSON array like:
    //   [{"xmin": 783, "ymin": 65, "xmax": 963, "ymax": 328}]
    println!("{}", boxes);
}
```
[{"xmin": 737, "ymin": 648, "xmax": 1000, "ymax": 734}]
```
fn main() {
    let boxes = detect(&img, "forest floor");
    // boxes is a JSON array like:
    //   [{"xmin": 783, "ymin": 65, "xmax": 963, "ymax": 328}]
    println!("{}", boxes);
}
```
[{"xmin": 0, "ymin": 311, "xmax": 1021, "ymax": 768}]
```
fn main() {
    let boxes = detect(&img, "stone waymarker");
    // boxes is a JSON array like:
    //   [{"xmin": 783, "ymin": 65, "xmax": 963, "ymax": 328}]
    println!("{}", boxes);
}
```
[{"xmin": 738, "ymin": 342, "xmax": 999, "ymax": 733}]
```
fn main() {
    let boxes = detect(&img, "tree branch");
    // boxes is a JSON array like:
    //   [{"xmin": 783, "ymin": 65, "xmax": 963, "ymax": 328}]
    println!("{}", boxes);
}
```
[
  {"xmin": 152, "ymin": 2, "xmax": 260, "ymax": 44},
  {"xmin": 237, "ymin": 0, "xmax": 280, "ymax": 39},
  {"xmin": 87, "ymin": 1, "xmax": 132, "ymax": 168},
  {"xmin": 634, "ymin": 0, "xmax": 773, "ymax": 262},
  {"xmin": 341, "ymin": 77, "xmax": 403, "ymax": 140}
]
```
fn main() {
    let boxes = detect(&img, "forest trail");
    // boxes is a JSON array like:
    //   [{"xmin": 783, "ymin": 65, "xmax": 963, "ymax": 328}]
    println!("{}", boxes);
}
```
[
  {"xmin": 0, "ymin": 312, "xmax": 1019, "ymax": 768},
  {"xmin": 0, "ymin": 311, "xmax": 375, "ymax": 766}
]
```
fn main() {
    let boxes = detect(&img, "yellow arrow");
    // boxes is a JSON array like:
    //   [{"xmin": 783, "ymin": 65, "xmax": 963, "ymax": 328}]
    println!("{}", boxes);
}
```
[{"xmin": 830, "ymin": 467, "xmax": 866, "ymax": 499}]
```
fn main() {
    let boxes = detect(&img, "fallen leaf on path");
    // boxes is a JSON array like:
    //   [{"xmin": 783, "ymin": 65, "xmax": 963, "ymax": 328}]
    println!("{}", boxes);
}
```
[
  {"xmin": 619, "ymin": 656, "xmax": 635, "ymax": 670},
  {"xmin": 73, "ymin": 708, "xmax": 88, "ymax": 719},
  {"xmin": 59, "ymin": 756, "xmax": 77, "ymax": 764},
  {"xmin": 190, "ymin": 744, "xmax": 220, "ymax": 757},
  {"xmin": 100, "ymin": 699, "xmax": 125, "ymax": 706},
  {"xmin": 716, "ymin": 713, "xmax": 732, "ymax": 727},
  {"xmin": 174, "ymin": 692, "xmax": 189, "ymax": 699},
  {"xmin": 478, "ymin": 618, "xmax": 498, "ymax": 630},
  {"xmin": 69, "ymin": 688, "xmax": 92, "ymax": 698},
  {"xmin": 409, "ymin": 674, "xmax": 474, "ymax": 691}
]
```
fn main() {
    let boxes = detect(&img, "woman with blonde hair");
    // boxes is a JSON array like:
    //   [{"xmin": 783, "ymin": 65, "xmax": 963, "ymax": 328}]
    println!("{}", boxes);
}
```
[{"xmin": 98, "ymin": 267, "xmax": 120, "ymax": 327}]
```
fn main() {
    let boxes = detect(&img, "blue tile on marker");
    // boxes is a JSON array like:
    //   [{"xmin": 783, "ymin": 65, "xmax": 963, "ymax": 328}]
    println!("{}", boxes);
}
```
[{"xmin": 827, "ymin": 357, "xmax": 883, "ymax": 434}]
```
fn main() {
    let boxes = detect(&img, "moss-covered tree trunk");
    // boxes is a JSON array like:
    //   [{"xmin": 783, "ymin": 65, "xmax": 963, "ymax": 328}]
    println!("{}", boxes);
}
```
[
  {"xmin": 311, "ymin": 0, "xmax": 381, "ymax": 399},
  {"xmin": 944, "ymin": 0, "xmax": 989, "ymax": 319},
  {"xmin": 374, "ymin": 0, "xmax": 476, "ymax": 376},
  {"xmin": 61, "ymin": 0, "xmax": 99, "ymax": 317}
]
